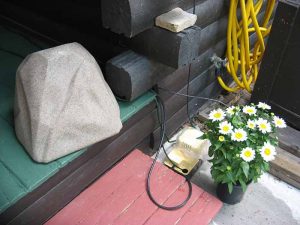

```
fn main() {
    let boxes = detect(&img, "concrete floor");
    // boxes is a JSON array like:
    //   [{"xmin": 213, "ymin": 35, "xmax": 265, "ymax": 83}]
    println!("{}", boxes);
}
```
[{"xmin": 158, "ymin": 133, "xmax": 300, "ymax": 225}]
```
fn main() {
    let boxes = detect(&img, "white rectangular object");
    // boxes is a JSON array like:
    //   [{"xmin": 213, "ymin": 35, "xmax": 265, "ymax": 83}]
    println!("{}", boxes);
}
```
[{"xmin": 155, "ymin": 8, "xmax": 197, "ymax": 32}]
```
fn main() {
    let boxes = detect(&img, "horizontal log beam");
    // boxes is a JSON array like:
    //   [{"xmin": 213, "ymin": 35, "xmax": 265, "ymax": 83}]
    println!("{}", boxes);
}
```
[
  {"xmin": 101, "ymin": 0, "xmax": 198, "ymax": 37},
  {"xmin": 128, "ymin": 25, "xmax": 202, "ymax": 68},
  {"xmin": 106, "ymin": 37, "xmax": 226, "ymax": 101},
  {"xmin": 105, "ymin": 51, "xmax": 175, "ymax": 101},
  {"xmin": 158, "ymin": 38, "xmax": 227, "ymax": 99}
]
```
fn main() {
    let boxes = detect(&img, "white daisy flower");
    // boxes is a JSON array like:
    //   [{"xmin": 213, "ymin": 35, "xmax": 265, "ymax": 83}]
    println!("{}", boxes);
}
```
[
  {"xmin": 260, "ymin": 143, "xmax": 276, "ymax": 161},
  {"xmin": 209, "ymin": 108, "xmax": 225, "ymax": 122},
  {"xmin": 256, "ymin": 118, "xmax": 271, "ymax": 133},
  {"xmin": 273, "ymin": 116, "xmax": 287, "ymax": 128},
  {"xmin": 231, "ymin": 129, "xmax": 248, "ymax": 142},
  {"xmin": 240, "ymin": 147, "xmax": 255, "ymax": 162},
  {"xmin": 247, "ymin": 119, "xmax": 256, "ymax": 130},
  {"xmin": 219, "ymin": 121, "xmax": 233, "ymax": 135},
  {"xmin": 243, "ymin": 105, "xmax": 257, "ymax": 115},
  {"xmin": 257, "ymin": 102, "xmax": 271, "ymax": 110},
  {"xmin": 226, "ymin": 106, "xmax": 235, "ymax": 116}
]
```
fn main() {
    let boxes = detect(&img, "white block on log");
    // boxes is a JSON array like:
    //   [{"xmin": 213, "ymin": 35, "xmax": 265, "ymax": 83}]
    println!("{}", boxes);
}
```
[{"xmin": 155, "ymin": 8, "xmax": 197, "ymax": 32}]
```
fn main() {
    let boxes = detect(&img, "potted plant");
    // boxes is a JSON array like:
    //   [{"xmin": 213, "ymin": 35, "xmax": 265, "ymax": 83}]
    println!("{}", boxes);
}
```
[{"xmin": 202, "ymin": 102, "xmax": 286, "ymax": 204}]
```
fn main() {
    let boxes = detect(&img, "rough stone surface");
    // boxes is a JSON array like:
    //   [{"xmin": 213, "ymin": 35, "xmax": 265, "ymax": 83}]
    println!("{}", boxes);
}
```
[
  {"xmin": 14, "ymin": 43, "xmax": 122, "ymax": 163},
  {"xmin": 155, "ymin": 8, "xmax": 197, "ymax": 32}
]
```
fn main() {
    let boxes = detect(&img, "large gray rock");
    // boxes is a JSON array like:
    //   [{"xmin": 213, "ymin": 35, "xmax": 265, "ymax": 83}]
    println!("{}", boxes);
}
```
[{"xmin": 14, "ymin": 43, "xmax": 122, "ymax": 163}]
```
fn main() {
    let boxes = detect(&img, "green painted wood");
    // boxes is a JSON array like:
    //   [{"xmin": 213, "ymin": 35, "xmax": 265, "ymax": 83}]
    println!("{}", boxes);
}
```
[
  {"xmin": 119, "ymin": 91, "xmax": 156, "ymax": 122},
  {"xmin": 0, "ymin": 119, "xmax": 60, "ymax": 190},
  {"xmin": 0, "ymin": 25, "xmax": 156, "ymax": 213},
  {"xmin": 0, "ymin": 162, "xmax": 26, "ymax": 213}
]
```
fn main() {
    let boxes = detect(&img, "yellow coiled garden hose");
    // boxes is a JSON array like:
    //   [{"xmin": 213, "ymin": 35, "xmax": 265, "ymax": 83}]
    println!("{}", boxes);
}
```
[{"xmin": 217, "ymin": 0, "xmax": 276, "ymax": 93}]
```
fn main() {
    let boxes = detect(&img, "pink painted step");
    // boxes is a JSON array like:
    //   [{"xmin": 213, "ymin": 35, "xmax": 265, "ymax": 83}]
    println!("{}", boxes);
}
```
[{"xmin": 45, "ymin": 149, "xmax": 222, "ymax": 225}]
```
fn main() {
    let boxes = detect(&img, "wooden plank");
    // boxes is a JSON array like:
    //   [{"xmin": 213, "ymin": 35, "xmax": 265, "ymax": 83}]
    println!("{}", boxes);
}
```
[
  {"xmin": 176, "ymin": 192, "xmax": 222, "ymax": 225},
  {"xmin": 0, "ymin": 119, "xmax": 61, "ymax": 191},
  {"xmin": 44, "ymin": 150, "xmax": 152, "ymax": 225},
  {"xmin": 0, "ymin": 162, "xmax": 26, "ymax": 213},
  {"xmin": 144, "ymin": 182, "xmax": 204, "ymax": 225},
  {"xmin": 128, "ymin": 26, "xmax": 202, "ymax": 68},
  {"xmin": 269, "ymin": 147, "xmax": 300, "ymax": 188},
  {"xmin": 278, "ymin": 126, "xmax": 300, "ymax": 158},
  {"xmin": 45, "ymin": 150, "xmax": 222, "ymax": 225},
  {"xmin": 107, "ymin": 165, "xmax": 184, "ymax": 225},
  {"xmin": 0, "ymin": 101, "xmax": 157, "ymax": 225}
]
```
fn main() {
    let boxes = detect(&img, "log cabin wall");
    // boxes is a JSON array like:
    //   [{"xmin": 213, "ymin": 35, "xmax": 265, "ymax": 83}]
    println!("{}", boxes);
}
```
[
  {"xmin": 0, "ymin": 0, "xmax": 271, "ymax": 149},
  {"xmin": 0, "ymin": 1, "xmax": 273, "ymax": 223}
]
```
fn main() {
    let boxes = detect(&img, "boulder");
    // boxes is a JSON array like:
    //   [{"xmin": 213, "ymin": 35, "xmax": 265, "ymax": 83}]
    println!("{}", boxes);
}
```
[{"xmin": 14, "ymin": 43, "xmax": 122, "ymax": 163}]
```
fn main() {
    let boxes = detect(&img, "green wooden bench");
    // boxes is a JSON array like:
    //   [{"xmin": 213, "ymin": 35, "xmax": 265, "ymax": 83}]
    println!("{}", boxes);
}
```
[{"xmin": 0, "ymin": 25, "xmax": 156, "ymax": 214}]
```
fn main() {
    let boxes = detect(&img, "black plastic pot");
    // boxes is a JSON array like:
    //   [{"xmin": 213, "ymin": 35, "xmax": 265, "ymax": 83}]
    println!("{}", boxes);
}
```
[{"xmin": 216, "ymin": 183, "xmax": 248, "ymax": 205}]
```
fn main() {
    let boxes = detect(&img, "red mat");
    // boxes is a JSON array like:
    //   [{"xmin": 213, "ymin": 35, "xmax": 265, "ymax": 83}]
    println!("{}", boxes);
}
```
[{"xmin": 45, "ymin": 150, "xmax": 222, "ymax": 225}]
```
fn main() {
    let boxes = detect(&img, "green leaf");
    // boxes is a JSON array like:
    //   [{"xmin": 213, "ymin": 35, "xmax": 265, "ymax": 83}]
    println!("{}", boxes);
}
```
[
  {"xmin": 241, "ymin": 162, "xmax": 249, "ymax": 178},
  {"xmin": 221, "ymin": 148, "xmax": 227, "ymax": 159},
  {"xmin": 239, "ymin": 179, "xmax": 247, "ymax": 192},
  {"xmin": 214, "ymin": 142, "xmax": 222, "ymax": 151},
  {"xmin": 226, "ymin": 172, "xmax": 234, "ymax": 182},
  {"xmin": 236, "ymin": 168, "xmax": 242, "ymax": 178},
  {"xmin": 262, "ymin": 162, "xmax": 270, "ymax": 171},
  {"xmin": 228, "ymin": 182, "xmax": 233, "ymax": 194},
  {"xmin": 214, "ymin": 156, "xmax": 225, "ymax": 164}
]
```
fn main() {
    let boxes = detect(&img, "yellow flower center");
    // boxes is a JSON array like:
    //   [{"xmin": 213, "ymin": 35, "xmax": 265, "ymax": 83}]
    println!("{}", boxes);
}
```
[
  {"xmin": 247, "ymin": 109, "xmax": 254, "ymax": 113},
  {"xmin": 219, "ymin": 136, "xmax": 225, "ymax": 142},
  {"xmin": 223, "ymin": 126, "xmax": 229, "ymax": 132},
  {"xmin": 249, "ymin": 123, "xmax": 254, "ymax": 128},
  {"xmin": 276, "ymin": 120, "xmax": 282, "ymax": 125},
  {"xmin": 235, "ymin": 132, "xmax": 243, "ymax": 139},
  {"xmin": 214, "ymin": 112, "xmax": 221, "ymax": 118},
  {"xmin": 244, "ymin": 151, "xmax": 252, "ymax": 157},
  {"xmin": 260, "ymin": 123, "xmax": 267, "ymax": 129},
  {"xmin": 264, "ymin": 148, "xmax": 271, "ymax": 156}
]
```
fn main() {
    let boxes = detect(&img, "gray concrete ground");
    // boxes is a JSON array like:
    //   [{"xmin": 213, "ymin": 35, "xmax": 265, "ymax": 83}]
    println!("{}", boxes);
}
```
[{"xmin": 157, "ymin": 132, "xmax": 300, "ymax": 225}]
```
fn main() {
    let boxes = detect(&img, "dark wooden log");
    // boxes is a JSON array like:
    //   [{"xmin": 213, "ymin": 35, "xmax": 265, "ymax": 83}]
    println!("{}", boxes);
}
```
[
  {"xmin": 0, "ymin": 1, "xmax": 126, "ymax": 64},
  {"xmin": 197, "ymin": 16, "xmax": 227, "ymax": 56},
  {"xmin": 128, "ymin": 25, "xmax": 202, "ymax": 68},
  {"xmin": 161, "ymin": 65, "xmax": 218, "ymax": 120},
  {"xmin": 105, "ymin": 51, "xmax": 175, "ymax": 101},
  {"xmin": 106, "ymin": 37, "xmax": 226, "ymax": 101},
  {"xmin": 151, "ymin": 79, "xmax": 223, "ymax": 150},
  {"xmin": 191, "ymin": 0, "xmax": 228, "ymax": 27},
  {"xmin": 101, "ymin": 0, "xmax": 200, "ymax": 37},
  {"xmin": 158, "ymin": 38, "xmax": 227, "ymax": 100}
]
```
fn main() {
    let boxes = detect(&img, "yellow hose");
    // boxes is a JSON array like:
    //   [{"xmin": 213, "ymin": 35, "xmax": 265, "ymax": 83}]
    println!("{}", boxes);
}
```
[{"xmin": 217, "ymin": 0, "xmax": 276, "ymax": 93}]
